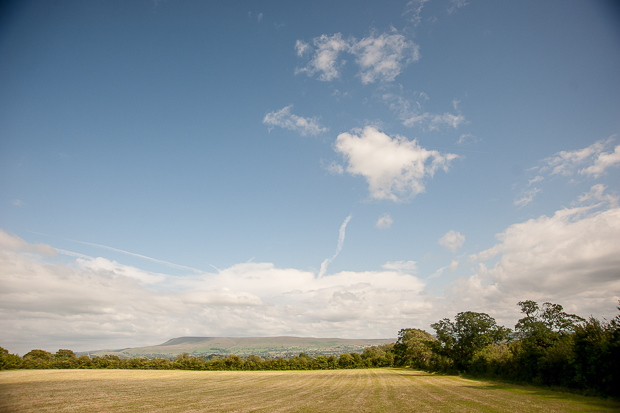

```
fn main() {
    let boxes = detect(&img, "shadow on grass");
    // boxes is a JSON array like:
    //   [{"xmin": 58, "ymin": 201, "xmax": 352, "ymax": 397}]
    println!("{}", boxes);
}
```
[
  {"xmin": 391, "ymin": 368, "xmax": 620, "ymax": 411},
  {"xmin": 461, "ymin": 381, "xmax": 620, "ymax": 410}
]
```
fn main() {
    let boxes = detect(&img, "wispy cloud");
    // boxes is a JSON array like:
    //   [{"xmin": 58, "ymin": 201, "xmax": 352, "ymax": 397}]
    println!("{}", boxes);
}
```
[
  {"xmin": 375, "ymin": 213, "xmax": 393, "ymax": 229},
  {"xmin": 540, "ymin": 136, "xmax": 619, "ymax": 178},
  {"xmin": 438, "ymin": 230, "xmax": 465, "ymax": 253},
  {"xmin": 576, "ymin": 184, "xmax": 619, "ymax": 208},
  {"xmin": 448, "ymin": 0, "xmax": 469, "ymax": 14},
  {"xmin": 403, "ymin": 0, "xmax": 430, "ymax": 26},
  {"xmin": 295, "ymin": 31, "xmax": 419, "ymax": 84},
  {"xmin": 11, "ymin": 199, "xmax": 24, "ymax": 206},
  {"xmin": 383, "ymin": 93, "xmax": 467, "ymax": 131},
  {"xmin": 318, "ymin": 214, "xmax": 353, "ymax": 277},
  {"xmin": 295, "ymin": 34, "xmax": 349, "ymax": 81},
  {"xmin": 335, "ymin": 126, "xmax": 459, "ymax": 201},
  {"xmin": 514, "ymin": 187, "xmax": 541, "ymax": 208},
  {"xmin": 382, "ymin": 260, "xmax": 417, "ymax": 273},
  {"xmin": 30, "ymin": 231, "xmax": 205, "ymax": 273},
  {"xmin": 263, "ymin": 105, "xmax": 328, "ymax": 136},
  {"xmin": 457, "ymin": 133, "xmax": 479, "ymax": 145}
]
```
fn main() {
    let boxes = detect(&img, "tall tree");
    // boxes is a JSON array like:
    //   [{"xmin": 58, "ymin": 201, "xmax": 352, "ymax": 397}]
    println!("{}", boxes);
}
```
[{"xmin": 431, "ymin": 311, "xmax": 511, "ymax": 370}]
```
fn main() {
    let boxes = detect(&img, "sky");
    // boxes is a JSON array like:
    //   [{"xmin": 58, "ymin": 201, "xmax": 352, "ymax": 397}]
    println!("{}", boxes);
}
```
[{"xmin": 1, "ymin": 0, "xmax": 620, "ymax": 355}]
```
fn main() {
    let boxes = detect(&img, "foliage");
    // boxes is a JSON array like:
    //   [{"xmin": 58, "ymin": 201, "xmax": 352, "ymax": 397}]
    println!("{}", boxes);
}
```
[
  {"xmin": 393, "ymin": 328, "xmax": 434, "ymax": 368},
  {"xmin": 0, "ymin": 346, "xmax": 22, "ymax": 370},
  {"xmin": 430, "ymin": 311, "xmax": 511, "ymax": 371},
  {"xmin": 572, "ymin": 306, "xmax": 620, "ymax": 397}
]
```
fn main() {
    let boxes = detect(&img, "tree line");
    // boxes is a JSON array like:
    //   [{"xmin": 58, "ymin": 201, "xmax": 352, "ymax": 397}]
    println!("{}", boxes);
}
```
[
  {"xmin": 1, "ymin": 300, "xmax": 618, "ymax": 397},
  {"xmin": 0, "ymin": 346, "xmax": 395, "ymax": 372},
  {"xmin": 392, "ymin": 300, "xmax": 620, "ymax": 398}
]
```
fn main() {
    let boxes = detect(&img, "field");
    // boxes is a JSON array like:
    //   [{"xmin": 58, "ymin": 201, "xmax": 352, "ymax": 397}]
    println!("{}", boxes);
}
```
[{"xmin": 1, "ymin": 369, "xmax": 618, "ymax": 412}]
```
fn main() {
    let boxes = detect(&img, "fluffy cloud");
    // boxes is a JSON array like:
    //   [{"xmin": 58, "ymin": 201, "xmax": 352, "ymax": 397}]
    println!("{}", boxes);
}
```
[
  {"xmin": 375, "ymin": 213, "xmax": 394, "ymax": 229},
  {"xmin": 335, "ymin": 126, "xmax": 459, "ymax": 201},
  {"xmin": 295, "ymin": 31, "xmax": 419, "ymax": 84},
  {"xmin": 0, "ymin": 230, "xmax": 57, "ymax": 258},
  {"xmin": 541, "ymin": 136, "xmax": 620, "ymax": 177},
  {"xmin": 295, "ymin": 34, "xmax": 349, "ymax": 81},
  {"xmin": 263, "ymin": 105, "xmax": 328, "ymax": 136},
  {"xmin": 0, "ymin": 230, "xmax": 428, "ymax": 354},
  {"xmin": 383, "ymin": 94, "xmax": 467, "ymax": 131},
  {"xmin": 459, "ymin": 203, "xmax": 620, "ymax": 322},
  {"xmin": 438, "ymin": 230, "xmax": 465, "ymax": 253}
]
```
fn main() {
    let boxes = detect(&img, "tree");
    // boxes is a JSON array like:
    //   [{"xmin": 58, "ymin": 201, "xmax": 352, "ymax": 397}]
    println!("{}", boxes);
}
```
[
  {"xmin": 512, "ymin": 300, "xmax": 584, "ymax": 385},
  {"xmin": 572, "ymin": 303, "xmax": 620, "ymax": 396},
  {"xmin": 0, "ymin": 347, "xmax": 22, "ymax": 370},
  {"xmin": 393, "ymin": 328, "xmax": 435, "ymax": 368},
  {"xmin": 515, "ymin": 300, "xmax": 584, "ymax": 346},
  {"xmin": 431, "ymin": 311, "xmax": 511, "ymax": 371}
]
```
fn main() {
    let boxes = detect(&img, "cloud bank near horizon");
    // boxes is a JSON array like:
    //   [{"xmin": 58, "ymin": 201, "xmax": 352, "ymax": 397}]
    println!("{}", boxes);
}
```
[{"xmin": 2, "ymin": 185, "xmax": 618, "ymax": 355}]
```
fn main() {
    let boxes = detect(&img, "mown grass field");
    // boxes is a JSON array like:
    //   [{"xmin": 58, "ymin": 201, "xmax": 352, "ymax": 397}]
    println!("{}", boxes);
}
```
[{"xmin": 1, "ymin": 368, "xmax": 618, "ymax": 412}]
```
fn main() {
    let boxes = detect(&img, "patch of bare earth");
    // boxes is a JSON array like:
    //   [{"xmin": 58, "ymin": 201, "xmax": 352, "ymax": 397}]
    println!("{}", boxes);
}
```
[{"xmin": 1, "ymin": 369, "xmax": 618, "ymax": 412}]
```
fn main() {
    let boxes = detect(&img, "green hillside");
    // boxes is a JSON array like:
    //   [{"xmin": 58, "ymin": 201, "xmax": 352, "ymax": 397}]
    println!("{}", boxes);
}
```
[{"xmin": 81, "ymin": 336, "xmax": 395, "ymax": 359}]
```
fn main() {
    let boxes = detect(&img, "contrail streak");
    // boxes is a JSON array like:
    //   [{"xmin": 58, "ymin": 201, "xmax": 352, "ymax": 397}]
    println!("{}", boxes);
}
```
[
  {"xmin": 28, "ymin": 231, "xmax": 207, "ymax": 274},
  {"xmin": 318, "ymin": 214, "xmax": 352, "ymax": 278}
]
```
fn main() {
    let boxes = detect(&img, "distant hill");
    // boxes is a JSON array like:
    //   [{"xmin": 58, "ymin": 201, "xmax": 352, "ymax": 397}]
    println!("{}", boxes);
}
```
[{"xmin": 81, "ymin": 336, "xmax": 396, "ymax": 359}]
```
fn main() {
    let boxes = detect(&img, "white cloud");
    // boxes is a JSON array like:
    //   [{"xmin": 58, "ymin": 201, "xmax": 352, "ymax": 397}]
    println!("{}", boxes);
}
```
[
  {"xmin": 383, "ymin": 94, "xmax": 467, "ymax": 131},
  {"xmin": 514, "ymin": 187, "xmax": 541, "ymax": 208},
  {"xmin": 438, "ymin": 230, "xmax": 465, "ymax": 253},
  {"xmin": 375, "ymin": 213, "xmax": 393, "ymax": 229},
  {"xmin": 527, "ymin": 175, "xmax": 544, "ymax": 186},
  {"xmin": 404, "ymin": 0, "xmax": 430, "ymax": 26},
  {"xmin": 295, "ymin": 40, "xmax": 311, "ymax": 57},
  {"xmin": 448, "ymin": 259, "xmax": 459, "ymax": 272},
  {"xmin": 0, "ymin": 230, "xmax": 430, "ymax": 354},
  {"xmin": 257, "ymin": 12, "xmax": 263, "ymax": 22},
  {"xmin": 295, "ymin": 31, "xmax": 419, "ymax": 84},
  {"xmin": 581, "ymin": 144, "xmax": 620, "ymax": 178},
  {"xmin": 541, "ymin": 136, "xmax": 619, "ymax": 177},
  {"xmin": 382, "ymin": 260, "xmax": 417, "ymax": 273},
  {"xmin": 12, "ymin": 199, "xmax": 23, "ymax": 206},
  {"xmin": 322, "ymin": 160, "xmax": 344, "ymax": 175},
  {"xmin": 318, "ymin": 214, "xmax": 353, "ymax": 278},
  {"xmin": 263, "ymin": 105, "xmax": 328, "ymax": 136},
  {"xmin": 456, "ymin": 133, "xmax": 479, "ymax": 145},
  {"xmin": 335, "ymin": 126, "xmax": 459, "ymax": 201},
  {"xmin": 0, "ymin": 230, "xmax": 57, "ymax": 258},
  {"xmin": 458, "ymin": 204, "xmax": 620, "ymax": 324},
  {"xmin": 576, "ymin": 184, "xmax": 618, "ymax": 208},
  {"xmin": 351, "ymin": 32, "xmax": 420, "ymax": 84},
  {"xmin": 295, "ymin": 33, "xmax": 349, "ymax": 81}
]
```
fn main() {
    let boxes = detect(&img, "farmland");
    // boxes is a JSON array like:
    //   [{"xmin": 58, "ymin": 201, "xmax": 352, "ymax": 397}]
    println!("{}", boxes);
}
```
[{"xmin": 1, "ymin": 368, "xmax": 618, "ymax": 412}]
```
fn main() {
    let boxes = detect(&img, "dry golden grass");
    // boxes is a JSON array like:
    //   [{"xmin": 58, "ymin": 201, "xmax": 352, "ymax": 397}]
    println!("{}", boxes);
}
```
[{"xmin": 1, "ymin": 368, "xmax": 618, "ymax": 412}]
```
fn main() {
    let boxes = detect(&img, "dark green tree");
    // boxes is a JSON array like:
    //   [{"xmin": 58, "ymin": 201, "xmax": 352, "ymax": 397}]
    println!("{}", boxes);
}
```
[
  {"xmin": 511, "ymin": 300, "xmax": 584, "ymax": 386},
  {"xmin": 393, "ymin": 328, "xmax": 435, "ymax": 368},
  {"xmin": 431, "ymin": 311, "xmax": 511, "ymax": 371}
]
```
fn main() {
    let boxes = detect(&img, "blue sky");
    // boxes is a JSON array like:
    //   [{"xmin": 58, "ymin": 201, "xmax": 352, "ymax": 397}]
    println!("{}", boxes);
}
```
[{"xmin": 1, "ymin": 0, "xmax": 620, "ymax": 354}]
